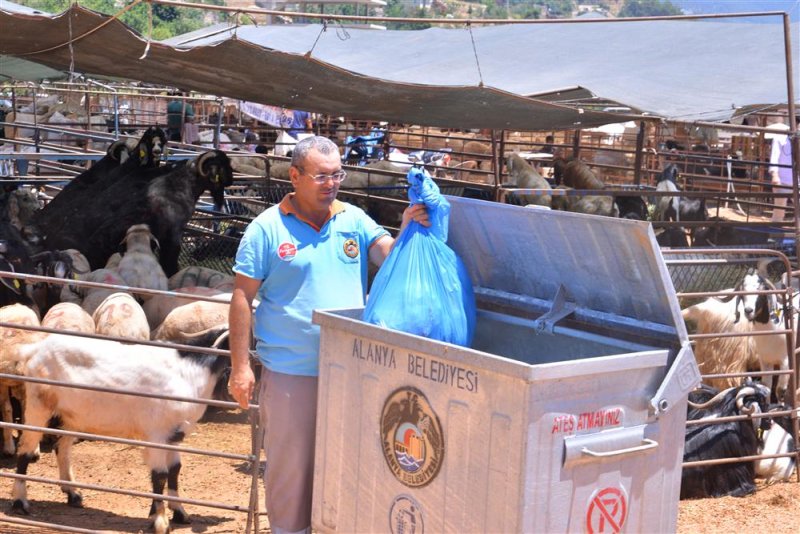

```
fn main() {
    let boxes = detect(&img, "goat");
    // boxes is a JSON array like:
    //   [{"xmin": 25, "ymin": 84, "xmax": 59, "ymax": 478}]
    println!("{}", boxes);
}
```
[
  {"xmin": 28, "ymin": 250, "xmax": 76, "ymax": 316},
  {"xmin": 504, "ymin": 153, "xmax": 551, "ymax": 207},
  {"xmin": 551, "ymin": 159, "xmax": 618, "ymax": 217},
  {"xmin": 755, "ymin": 404, "xmax": 796, "ymax": 484},
  {"xmin": 42, "ymin": 150, "xmax": 233, "ymax": 276},
  {"xmin": 0, "ymin": 213, "xmax": 36, "ymax": 309},
  {"xmin": 614, "ymin": 194, "xmax": 649, "ymax": 220},
  {"xmin": 9, "ymin": 327, "xmax": 231, "ymax": 534},
  {"xmin": 654, "ymin": 163, "xmax": 707, "ymax": 224},
  {"xmin": 681, "ymin": 382, "xmax": 779, "ymax": 499},
  {"xmin": 682, "ymin": 293, "xmax": 758, "ymax": 390},
  {"xmin": 116, "ymin": 224, "xmax": 168, "ymax": 300},
  {"xmin": 734, "ymin": 270, "xmax": 795, "ymax": 401},
  {"xmin": 34, "ymin": 127, "xmax": 165, "ymax": 232}
]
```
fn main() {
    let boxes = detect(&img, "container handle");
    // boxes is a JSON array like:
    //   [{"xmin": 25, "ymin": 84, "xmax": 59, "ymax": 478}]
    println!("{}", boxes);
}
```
[{"xmin": 581, "ymin": 438, "xmax": 658, "ymax": 458}]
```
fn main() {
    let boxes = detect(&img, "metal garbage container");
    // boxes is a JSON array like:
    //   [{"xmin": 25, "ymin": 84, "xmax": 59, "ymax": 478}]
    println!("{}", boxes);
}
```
[{"xmin": 311, "ymin": 197, "xmax": 700, "ymax": 534}]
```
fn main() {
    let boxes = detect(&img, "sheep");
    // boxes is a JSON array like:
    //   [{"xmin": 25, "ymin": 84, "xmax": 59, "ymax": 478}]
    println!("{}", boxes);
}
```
[
  {"xmin": 682, "ymin": 293, "xmax": 758, "ymax": 390},
  {"xmin": 43, "ymin": 149, "xmax": 233, "ymax": 276},
  {"xmin": 681, "ymin": 381, "xmax": 789, "ymax": 499},
  {"xmin": 6, "ymin": 186, "xmax": 41, "ymax": 230},
  {"xmin": 92, "ymin": 292, "xmax": 150, "ymax": 341},
  {"xmin": 344, "ymin": 160, "xmax": 406, "ymax": 191},
  {"xmin": 68, "ymin": 268, "xmax": 128, "ymax": 316},
  {"xmin": 143, "ymin": 286, "xmax": 223, "ymax": 331},
  {"xmin": 559, "ymin": 159, "xmax": 606, "ymax": 190},
  {"xmin": 152, "ymin": 297, "xmax": 229, "ymax": 342},
  {"xmin": 9, "ymin": 326, "xmax": 231, "ymax": 534},
  {"xmin": 550, "ymin": 159, "xmax": 617, "ymax": 216},
  {"xmin": 41, "ymin": 302, "xmax": 95, "ymax": 334},
  {"xmin": 116, "ymin": 224, "xmax": 168, "ymax": 300},
  {"xmin": 167, "ymin": 266, "xmax": 234, "ymax": 292},
  {"xmin": 0, "ymin": 303, "xmax": 41, "ymax": 455},
  {"xmin": 733, "ymin": 270, "xmax": 795, "ymax": 401},
  {"xmin": 505, "ymin": 152, "xmax": 551, "ymax": 207}
]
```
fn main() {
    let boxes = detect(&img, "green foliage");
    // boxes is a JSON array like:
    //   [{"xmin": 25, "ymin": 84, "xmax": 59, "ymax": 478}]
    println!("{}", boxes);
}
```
[
  {"xmin": 618, "ymin": 0, "xmax": 682, "ymax": 17},
  {"xmin": 12, "ymin": 0, "xmax": 226, "ymax": 39}
]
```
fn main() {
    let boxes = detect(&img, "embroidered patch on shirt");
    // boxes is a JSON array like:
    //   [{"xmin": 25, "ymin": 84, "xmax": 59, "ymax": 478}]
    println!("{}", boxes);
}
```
[
  {"xmin": 343, "ymin": 238, "xmax": 360, "ymax": 259},
  {"xmin": 278, "ymin": 242, "xmax": 297, "ymax": 261}
]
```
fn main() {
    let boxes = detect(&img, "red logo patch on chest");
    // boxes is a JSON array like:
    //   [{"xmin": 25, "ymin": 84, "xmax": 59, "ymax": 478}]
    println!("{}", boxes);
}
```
[{"xmin": 278, "ymin": 242, "xmax": 297, "ymax": 261}]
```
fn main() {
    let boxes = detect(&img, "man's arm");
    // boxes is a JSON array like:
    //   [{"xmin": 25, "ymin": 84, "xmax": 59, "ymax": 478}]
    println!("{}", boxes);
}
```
[
  {"xmin": 368, "ymin": 203, "xmax": 430, "ymax": 267},
  {"xmin": 228, "ymin": 273, "xmax": 262, "ymax": 409}
]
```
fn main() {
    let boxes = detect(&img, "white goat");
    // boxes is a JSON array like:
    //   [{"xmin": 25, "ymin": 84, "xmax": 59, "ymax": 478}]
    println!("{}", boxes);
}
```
[
  {"xmin": 92, "ymin": 292, "xmax": 150, "ymax": 341},
  {"xmin": 682, "ymin": 292, "xmax": 758, "ymax": 391},
  {"xmin": 117, "ymin": 224, "xmax": 168, "ymax": 301},
  {"xmin": 9, "ymin": 327, "xmax": 230, "ymax": 534},
  {"xmin": 735, "ymin": 270, "xmax": 796, "ymax": 401}
]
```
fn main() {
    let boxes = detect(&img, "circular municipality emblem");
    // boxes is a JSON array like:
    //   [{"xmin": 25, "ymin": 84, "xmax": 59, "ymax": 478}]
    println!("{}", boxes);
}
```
[
  {"xmin": 389, "ymin": 494, "xmax": 424, "ymax": 534},
  {"xmin": 277, "ymin": 242, "xmax": 297, "ymax": 261},
  {"xmin": 343, "ymin": 238, "xmax": 359, "ymax": 258},
  {"xmin": 381, "ymin": 387, "xmax": 444, "ymax": 488}
]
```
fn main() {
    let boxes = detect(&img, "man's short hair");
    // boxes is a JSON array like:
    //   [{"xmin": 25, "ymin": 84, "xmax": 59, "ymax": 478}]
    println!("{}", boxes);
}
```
[{"xmin": 291, "ymin": 136, "xmax": 339, "ymax": 169}]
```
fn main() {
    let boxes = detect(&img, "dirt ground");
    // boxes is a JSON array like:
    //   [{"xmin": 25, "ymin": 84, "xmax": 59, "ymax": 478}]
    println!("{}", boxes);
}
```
[{"xmin": 0, "ymin": 406, "xmax": 796, "ymax": 534}]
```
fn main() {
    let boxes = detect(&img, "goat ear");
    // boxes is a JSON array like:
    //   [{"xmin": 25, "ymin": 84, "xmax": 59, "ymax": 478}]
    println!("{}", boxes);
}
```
[{"xmin": 150, "ymin": 235, "xmax": 161, "ymax": 255}]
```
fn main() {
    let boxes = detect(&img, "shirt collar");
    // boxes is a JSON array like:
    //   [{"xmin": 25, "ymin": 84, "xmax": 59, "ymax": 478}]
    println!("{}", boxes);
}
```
[{"xmin": 279, "ymin": 193, "xmax": 347, "ymax": 230}]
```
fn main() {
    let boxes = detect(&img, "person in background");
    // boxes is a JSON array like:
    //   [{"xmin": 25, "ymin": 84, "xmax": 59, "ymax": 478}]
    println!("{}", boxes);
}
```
[
  {"xmin": 540, "ymin": 134, "xmax": 556, "ymax": 154},
  {"xmin": 166, "ymin": 92, "xmax": 195, "ymax": 142},
  {"xmin": 769, "ymin": 122, "xmax": 795, "ymax": 222},
  {"xmin": 287, "ymin": 109, "xmax": 312, "ymax": 139},
  {"xmin": 227, "ymin": 136, "xmax": 428, "ymax": 534}
]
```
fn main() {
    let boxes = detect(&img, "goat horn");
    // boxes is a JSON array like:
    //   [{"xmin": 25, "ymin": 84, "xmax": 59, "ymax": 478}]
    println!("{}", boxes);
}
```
[
  {"xmin": 736, "ymin": 386, "xmax": 758, "ymax": 414},
  {"xmin": 196, "ymin": 151, "xmax": 217, "ymax": 177},
  {"xmin": 687, "ymin": 386, "xmax": 739, "ymax": 410}
]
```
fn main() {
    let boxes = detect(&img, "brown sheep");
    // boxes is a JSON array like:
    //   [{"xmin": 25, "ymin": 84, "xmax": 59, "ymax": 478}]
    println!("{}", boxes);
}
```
[{"xmin": 505, "ymin": 153, "xmax": 551, "ymax": 207}]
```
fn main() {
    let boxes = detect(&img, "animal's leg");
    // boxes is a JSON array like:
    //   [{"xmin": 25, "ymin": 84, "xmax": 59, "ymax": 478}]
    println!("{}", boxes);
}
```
[
  {"xmin": 167, "ymin": 450, "xmax": 190, "ymax": 524},
  {"xmin": 146, "ymin": 447, "xmax": 170, "ymax": 534},
  {"xmin": 54, "ymin": 436, "xmax": 82, "ymax": 507},
  {"xmin": 11, "ymin": 395, "xmax": 49, "ymax": 514},
  {"xmin": 0, "ymin": 386, "xmax": 15, "ymax": 456}
]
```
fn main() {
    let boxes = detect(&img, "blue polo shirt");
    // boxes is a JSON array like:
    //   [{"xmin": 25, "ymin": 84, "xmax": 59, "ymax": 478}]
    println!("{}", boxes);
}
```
[{"xmin": 233, "ymin": 195, "xmax": 389, "ymax": 376}]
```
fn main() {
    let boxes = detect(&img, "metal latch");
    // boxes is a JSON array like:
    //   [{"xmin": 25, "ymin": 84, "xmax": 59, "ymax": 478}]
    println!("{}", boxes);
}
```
[
  {"xmin": 649, "ymin": 343, "xmax": 701, "ymax": 418},
  {"xmin": 532, "ymin": 284, "xmax": 576, "ymax": 334}
]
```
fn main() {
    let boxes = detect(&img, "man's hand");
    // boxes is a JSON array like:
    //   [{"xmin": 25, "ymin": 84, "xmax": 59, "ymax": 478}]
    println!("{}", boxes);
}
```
[
  {"xmin": 400, "ymin": 203, "xmax": 430, "ymax": 232},
  {"xmin": 228, "ymin": 364, "xmax": 256, "ymax": 410}
]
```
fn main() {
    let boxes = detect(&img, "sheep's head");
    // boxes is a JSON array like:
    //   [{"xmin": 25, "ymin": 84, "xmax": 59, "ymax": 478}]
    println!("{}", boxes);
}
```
[
  {"xmin": 119, "ymin": 224, "xmax": 160, "ymax": 255},
  {"xmin": 197, "ymin": 150, "xmax": 234, "ymax": 211},
  {"xmin": 134, "ymin": 127, "xmax": 167, "ymax": 167},
  {"xmin": 107, "ymin": 139, "xmax": 130, "ymax": 163}
]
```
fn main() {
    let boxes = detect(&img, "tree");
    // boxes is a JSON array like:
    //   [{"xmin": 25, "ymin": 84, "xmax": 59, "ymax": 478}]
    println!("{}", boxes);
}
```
[{"xmin": 618, "ymin": 0, "xmax": 681, "ymax": 17}]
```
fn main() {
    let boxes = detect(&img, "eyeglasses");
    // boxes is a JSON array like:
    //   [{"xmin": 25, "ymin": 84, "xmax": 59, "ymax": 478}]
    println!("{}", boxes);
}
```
[{"xmin": 302, "ymin": 170, "xmax": 347, "ymax": 184}]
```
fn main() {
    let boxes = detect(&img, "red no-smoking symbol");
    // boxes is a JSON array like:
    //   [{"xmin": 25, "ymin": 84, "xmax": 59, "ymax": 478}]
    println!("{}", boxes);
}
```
[{"xmin": 586, "ymin": 487, "xmax": 627, "ymax": 534}]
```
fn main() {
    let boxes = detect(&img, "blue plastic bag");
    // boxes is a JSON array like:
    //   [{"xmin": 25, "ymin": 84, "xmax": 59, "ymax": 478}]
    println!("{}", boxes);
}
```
[{"xmin": 363, "ymin": 167, "xmax": 476, "ymax": 347}]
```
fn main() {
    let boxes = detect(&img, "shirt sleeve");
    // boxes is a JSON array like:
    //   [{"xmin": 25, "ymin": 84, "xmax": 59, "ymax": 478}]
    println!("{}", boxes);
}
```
[
  {"xmin": 363, "ymin": 211, "xmax": 391, "ymax": 248},
  {"xmin": 233, "ymin": 219, "xmax": 269, "ymax": 281}
]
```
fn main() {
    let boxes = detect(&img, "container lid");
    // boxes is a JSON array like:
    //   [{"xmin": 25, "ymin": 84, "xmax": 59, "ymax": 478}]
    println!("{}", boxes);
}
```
[{"xmin": 446, "ymin": 197, "xmax": 687, "ymax": 341}]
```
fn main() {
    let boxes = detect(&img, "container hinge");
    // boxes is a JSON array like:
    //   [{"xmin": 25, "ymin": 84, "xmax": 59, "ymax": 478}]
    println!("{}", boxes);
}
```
[
  {"xmin": 649, "ymin": 343, "xmax": 701, "ymax": 418},
  {"xmin": 532, "ymin": 284, "xmax": 576, "ymax": 334}
]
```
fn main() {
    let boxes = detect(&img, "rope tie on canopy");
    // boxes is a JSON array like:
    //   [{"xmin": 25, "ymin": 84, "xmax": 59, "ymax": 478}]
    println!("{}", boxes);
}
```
[
  {"xmin": 17, "ymin": 0, "xmax": 147, "ymax": 57},
  {"xmin": 138, "ymin": 0, "xmax": 154, "ymax": 60},
  {"xmin": 466, "ymin": 21, "xmax": 484, "ymax": 88}
]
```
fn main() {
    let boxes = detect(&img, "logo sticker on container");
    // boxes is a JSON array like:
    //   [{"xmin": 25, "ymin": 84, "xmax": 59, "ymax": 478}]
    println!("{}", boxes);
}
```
[
  {"xmin": 381, "ymin": 386, "xmax": 444, "ymax": 488},
  {"xmin": 585, "ymin": 485, "xmax": 628, "ymax": 534},
  {"xmin": 389, "ymin": 494, "xmax": 424, "ymax": 534}
]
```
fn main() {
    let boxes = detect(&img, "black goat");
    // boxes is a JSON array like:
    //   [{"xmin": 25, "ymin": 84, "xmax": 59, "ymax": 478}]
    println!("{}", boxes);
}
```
[
  {"xmin": 681, "ymin": 382, "xmax": 770, "ymax": 499},
  {"xmin": 46, "ymin": 150, "xmax": 233, "ymax": 276},
  {"xmin": 614, "ymin": 194, "xmax": 649, "ymax": 220},
  {"xmin": 35, "ymin": 127, "xmax": 166, "ymax": 233}
]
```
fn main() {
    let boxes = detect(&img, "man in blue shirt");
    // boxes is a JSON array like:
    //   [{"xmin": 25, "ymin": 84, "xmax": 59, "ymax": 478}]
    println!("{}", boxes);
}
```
[
  {"xmin": 287, "ymin": 110, "xmax": 312, "ymax": 139},
  {"xmin": 228, "ymin": 136, "xmax": 426, "ymax": 534}
]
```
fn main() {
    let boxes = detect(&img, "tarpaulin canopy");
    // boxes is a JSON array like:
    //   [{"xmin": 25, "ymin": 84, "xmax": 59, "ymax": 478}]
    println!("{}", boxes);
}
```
[{"xmin": 0, "ymin": 2, "xmax": 798, "ymax": 130}]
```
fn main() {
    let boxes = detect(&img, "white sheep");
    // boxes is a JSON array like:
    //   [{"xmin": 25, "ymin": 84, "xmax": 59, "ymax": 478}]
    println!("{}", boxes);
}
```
[
  {"xmin": 682, "ymin": 293, "xmax": 758, "ymax": 391},
  {"xmin": 42, "ymin": 302, "xmax": 95, "ymax": 334},
  {"xmin": 9, "ymin": 327, "xmax": 230, "ymax": 534},
  {"xmin": 0, "ymin": 304, "xmax": 43, "ymax": 455},
  {"xmin": 152, "ymin": 297, "xmax": 229, "ymax": 342},
  {"xmin": 74, "ymin": 269, "xmax": 128, "ymax": 316},
  {"xmin": 167, "ymin": 266, "xmax": 234, "ymax": 292},
  {"xmin": 92, "ymin": 292, "xmax": 150, "ymax": 341},
  {"xmin": 117, "ymin": 224, "xmax": 168, "ymax": 300},
  {"xmin": 143, "ymin": 286, "xmax": 223, "ymax": 332}
]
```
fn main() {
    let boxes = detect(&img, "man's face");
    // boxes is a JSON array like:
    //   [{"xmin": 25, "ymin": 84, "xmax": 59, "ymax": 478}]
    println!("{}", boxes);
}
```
[{"xmin": 291, "ymin": 148, "xmax": 343, "ymax": 210}]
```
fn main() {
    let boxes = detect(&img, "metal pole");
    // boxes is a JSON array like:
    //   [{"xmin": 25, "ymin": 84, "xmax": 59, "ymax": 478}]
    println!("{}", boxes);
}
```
[
  {"xmin": 633, "ymin": 120, "xmax": 646, "ymax": 186},
  {"xmin": 781, "ymin": 11, "xmax": 800, "ymax": 482},
  {"xmin": 215, "ymin": 97, "xmax": 223, "ymax": 149},
  {"xmin": 572, "ymin": 128, "xmax": 581, "ymax": 160},
  {"xmin": 491, "ymin": 129, "xmax": 501, "ymax": 201}
]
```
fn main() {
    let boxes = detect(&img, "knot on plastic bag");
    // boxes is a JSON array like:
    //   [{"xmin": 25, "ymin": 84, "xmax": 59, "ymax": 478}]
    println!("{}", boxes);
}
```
[{"xmin": 406, "ymin": 167, "xmax": 450, "ymax": 240}]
